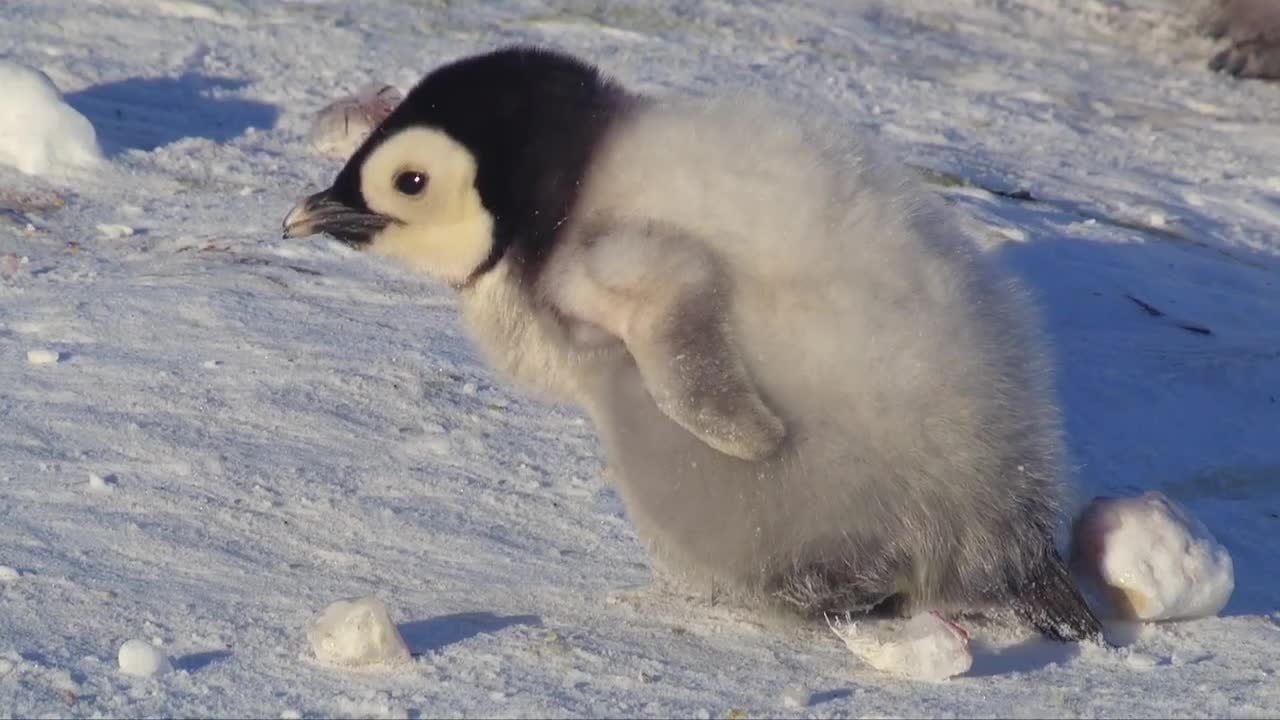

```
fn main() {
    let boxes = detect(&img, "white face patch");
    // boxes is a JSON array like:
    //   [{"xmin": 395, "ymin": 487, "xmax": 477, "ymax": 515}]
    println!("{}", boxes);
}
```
[{"xmin": 358, "ymin": 127, "xmax": 494, "ymax": 284}]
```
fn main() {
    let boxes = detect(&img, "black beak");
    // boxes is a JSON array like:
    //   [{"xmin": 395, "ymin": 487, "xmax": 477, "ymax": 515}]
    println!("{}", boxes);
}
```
[{"xmin": 281, "ymin": 189, "xmax": 390, "ymax": 247}]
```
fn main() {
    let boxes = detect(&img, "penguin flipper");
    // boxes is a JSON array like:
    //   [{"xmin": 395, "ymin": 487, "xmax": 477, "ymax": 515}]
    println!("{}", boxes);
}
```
[
  {"xmin": 553, "ymin": 219, "xmax": 786, "ymax": 461},
  {"xmin": 628, "ymin": 291, "xmax": 785, "ymax": 461}
]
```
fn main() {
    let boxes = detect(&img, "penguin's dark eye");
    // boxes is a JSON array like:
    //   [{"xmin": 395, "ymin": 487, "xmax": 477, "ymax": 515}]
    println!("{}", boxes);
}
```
[{"xmin": 394, "ymin": 171, "xmax": 428, "ymax": 197}]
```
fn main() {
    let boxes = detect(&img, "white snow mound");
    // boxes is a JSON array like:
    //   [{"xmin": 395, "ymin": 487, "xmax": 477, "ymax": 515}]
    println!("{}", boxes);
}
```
[
  {"xmin": 307, "ymin": 595, "xmax": 411, "ymax": 668},
  {"xmin": 0, "ymin": 61, "xmax": 103, "ymax": 176},
  {"xmin": 830, "ymin": 612, "xmax": 972, "ymax": 682},
  {"xmin": 1072, "ymin": 491, "xmax": 1234, "ymax": 622},
  {"xmin": 117, "ymin": 639, "xmax": 172, "ymax": 678},
  {"xmin": 87, "ymin": 473, "xmax": 116, "ymax": 493}
]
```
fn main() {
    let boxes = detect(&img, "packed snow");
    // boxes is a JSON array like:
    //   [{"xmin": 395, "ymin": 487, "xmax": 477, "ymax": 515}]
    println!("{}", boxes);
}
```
[
  {"xmin": 24, "ymin": 348, "xmax": 60, "ymax": 365},
  {"xmin": 1073, "ymin": 491, "xmax": 1235, "ymax": 622},
  {"xmin": 117, "ymin": 639, "xmax": 172, "ymax": 678},
  {"xmin": 87, "ymin": 472, "xmax": 116, "ymax": 493},
  {"xmin": 95, "ymin": 223, "xmax": 135, "ymax": 239},
  {"xmin": 1, "ymin": 0, "xmax": 1278, "ymax": 717},
  {"xmin": 830, "ymin": 613, "xmax": 974, "ymax": 683},
  {"xmin": 0, "ymin": 60, "xmax": 103, "ymax": 177},
  {"xmin": 307, "ymin": 595, "xmax": 412, "ymax": 669},
  {"xmin": 780, "ymin": 685, "xmax": 809, "ymax": 709}
]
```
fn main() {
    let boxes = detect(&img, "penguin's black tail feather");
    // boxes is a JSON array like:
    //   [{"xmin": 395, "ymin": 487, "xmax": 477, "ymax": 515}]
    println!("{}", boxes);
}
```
[{"xmin": 1014, "ymin": 547, "xmax": 1107, "ymax": 644}]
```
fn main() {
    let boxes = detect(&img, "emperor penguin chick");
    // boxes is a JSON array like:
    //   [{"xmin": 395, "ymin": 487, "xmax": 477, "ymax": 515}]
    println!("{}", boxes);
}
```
[{"xmin": 283, "ymin": 46, "xmax": 1104, "ymax": 643}]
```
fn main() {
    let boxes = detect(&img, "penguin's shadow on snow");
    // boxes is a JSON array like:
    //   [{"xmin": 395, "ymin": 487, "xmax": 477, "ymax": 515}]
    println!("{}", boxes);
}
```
[
  {"xmin": 966, "ymin": 638, "xmax": 1079, "ymax": 677},
  {"xmin": 173, "ymin": 649, "xmax": 232, "ymax": 672},
  {"xmin": 961, "ymin": 188, "xmax": 1280, "ymax": 617},
  {"xmin": 65, "ymin": 74, "xmax": 278, "ymax": 156},
  {"xmin": 806, "ymin": 688, "xmax": 854, "ymax": 706},
  {"xmin": 400, "ymin": 612, "xmax": 542, "ymax": 655}
]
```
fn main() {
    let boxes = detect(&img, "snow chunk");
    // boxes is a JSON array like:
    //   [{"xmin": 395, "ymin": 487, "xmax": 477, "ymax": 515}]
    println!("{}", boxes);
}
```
[
  {"xmin": 88, "ymin": 473, "xmax": 116, "ymax": 493},
  {"xmin": 26, "ymin": 349, "xmax": 61, "ymax": 365},
  {"xmin": 118, "ymin": 639, "xmax": 172, "ymax": 678},
  {"xmin": 96, "ymin": 224, "xmax": 135, "ymax": 239},
  {"xmin": 1072, "ymin": 491, "xmax": 1234, "ymax": 622},
  {"xmin": 0, "ymin": 61, "xmax": 103, "ymax": 176},
  {"xmin": 307, "ymin": 595, "xmax": 411, "ymax": 668},
  {"xmin": 830, "ymin": 612, "xmax": 972, "ymax": 682},
  {"xmin": 781, "ymin": 686, "xmax": 809, "ymax": 708},
  {"xmin": 0, "ymin": 565, "xmax": 20, "ymax": 581}
]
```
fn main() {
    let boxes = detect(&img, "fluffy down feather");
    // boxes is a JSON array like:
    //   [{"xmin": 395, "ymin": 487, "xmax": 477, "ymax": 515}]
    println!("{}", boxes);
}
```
[{"xmin": 462, "ymin": 93, "xmax": 1097, "ymax": 638}]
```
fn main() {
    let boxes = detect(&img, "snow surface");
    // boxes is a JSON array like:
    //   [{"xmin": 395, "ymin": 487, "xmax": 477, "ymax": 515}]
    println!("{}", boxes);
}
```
[
  {"xmin": 0, "ymin": 61, "xmax": 103, "ymax": 177},
  {"xmin": 1, "ymin": 0, "xmax": 1279, "ymax": 717},
  {"xmin": 1074, "ymin": 491, "xmax": 1235, "ymax": 622},
  {"xmin": 307, "ymin": 595, "xmax": 412, "ymax": 669}
]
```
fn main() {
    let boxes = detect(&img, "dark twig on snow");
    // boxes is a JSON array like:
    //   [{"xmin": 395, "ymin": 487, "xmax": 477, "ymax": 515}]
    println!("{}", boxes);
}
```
[
  {"xmin": 1124, "ymin": 293, "xmax": 1165, "ymax": 317},
  {"xmin": 1124, "ymin": 293, "xmax": 1214, "ymax": 336}
]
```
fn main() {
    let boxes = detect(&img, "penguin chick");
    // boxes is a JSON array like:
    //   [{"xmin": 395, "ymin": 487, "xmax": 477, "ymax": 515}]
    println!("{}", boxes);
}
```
[{"xmin": 283, "ymin": 45, "xmax": 1104, "ymax": 643}]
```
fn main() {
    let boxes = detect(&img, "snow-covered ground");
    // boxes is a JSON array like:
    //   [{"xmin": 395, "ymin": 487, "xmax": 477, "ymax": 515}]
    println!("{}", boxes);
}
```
[{"xmin": 2, "ymin": 0, "xmax": 1279, "ymax": 716}]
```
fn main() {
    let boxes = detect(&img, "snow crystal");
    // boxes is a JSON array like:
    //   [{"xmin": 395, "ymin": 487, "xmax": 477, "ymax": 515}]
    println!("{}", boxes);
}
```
[
  {"xmin": 307, "ymin": 595, "xmax": 411, "ymax": 668},
  {"xmin": 26, "ymin": 349, "xmax": 61, "ymax": 365},
  {"xmin": 1072, "ymin": 491, "xmax": 1234, "ymax": 622},
  {"xmin": 0, "ymin": 61, "xmax": 103, "ymax": 176},
  {"xmin": 831, "ymin": 612, "xmax": 973, "ymax": 682},
  {"xmin": 0, "ymin": 565, "xmax": 20, "ymax": 581},
  {"xmin": 117, "ymin": 639, "xmax": 172, "ymax": 678}
]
